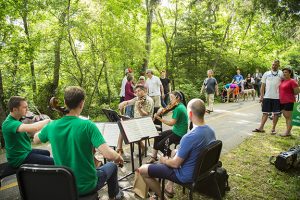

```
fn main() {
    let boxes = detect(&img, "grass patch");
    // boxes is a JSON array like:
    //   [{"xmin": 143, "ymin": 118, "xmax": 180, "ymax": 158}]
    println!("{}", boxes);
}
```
[{"xmin": 172, "ymin": 118, "xmax": 300, "ymax": 200}]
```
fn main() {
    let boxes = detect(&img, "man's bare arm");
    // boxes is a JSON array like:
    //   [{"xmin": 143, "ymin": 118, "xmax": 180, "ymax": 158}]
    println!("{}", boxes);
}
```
[
  {"xmin": 17, "ymin": 119, "xmax": 51, "ymax": 135},
  {"xmin": 160, "ymin": 155, "xmax": 184, "ymax": 169}
]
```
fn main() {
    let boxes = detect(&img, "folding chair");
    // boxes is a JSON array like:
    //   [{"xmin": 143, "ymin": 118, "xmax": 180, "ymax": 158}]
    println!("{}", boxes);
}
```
[
  {"xmin": 17, "ymin": 164, "xmax": 98, "ymax": 200},
  {"xmin": 161, "ymin": 140, "xmax": 223, "ymax": 200}
]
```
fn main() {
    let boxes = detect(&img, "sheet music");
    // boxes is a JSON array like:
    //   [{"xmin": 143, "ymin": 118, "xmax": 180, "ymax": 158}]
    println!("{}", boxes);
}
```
[
  {"xmin": 94, "ymin": 122, "xmax": 105, "ymax": 135},
  {"xmin": 136, "ymin": 117, "xmax": 158, "ymax": 138},
  {"xmin": 120, "ymin": 120, "xmax": 142, "ymax": 142},
  {"xmin": 120, "ymin": 117, "xmax": 158, "ymax": 143},
  {"xmin": 103, "ymin": 123, "xmax": 120, "ymax": 147}
]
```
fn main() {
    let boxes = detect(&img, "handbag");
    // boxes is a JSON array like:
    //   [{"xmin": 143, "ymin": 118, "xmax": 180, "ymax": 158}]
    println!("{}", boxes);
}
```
[
  {"xmin": 292, "ymin": 102, "xmax": 300, "ymax": 126},
  {"xmin": 133, "ymin": 171, "xmax": 149, "ymax": 199}
]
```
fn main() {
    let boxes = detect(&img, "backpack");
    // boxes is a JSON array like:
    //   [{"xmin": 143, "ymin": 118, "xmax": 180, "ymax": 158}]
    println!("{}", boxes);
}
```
[{"xmin": 194, "ymin": 162, "xmax": 230, "ymax": 197}]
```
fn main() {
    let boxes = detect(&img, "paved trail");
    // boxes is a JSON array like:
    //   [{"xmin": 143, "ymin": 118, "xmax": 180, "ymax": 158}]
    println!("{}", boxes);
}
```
[{"xmin": 0, "ymin": 100, "xmax": 263, "ymax": 199}]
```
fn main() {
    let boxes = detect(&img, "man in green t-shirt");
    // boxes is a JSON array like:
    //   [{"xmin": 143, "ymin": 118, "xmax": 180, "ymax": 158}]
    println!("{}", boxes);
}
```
[
  {"xmin": 2, "ymin": 96, "xmax": 53, "ymax": 168},
  {"xmin": 34, "ymin": 86, "xmax": 124, "ymax": 199}
]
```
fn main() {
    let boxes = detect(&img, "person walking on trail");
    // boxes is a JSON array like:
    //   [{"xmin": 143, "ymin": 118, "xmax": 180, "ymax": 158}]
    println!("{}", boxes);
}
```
[
  {"xmin": 252, "ymin": 60, "xmax": 283, "ymax": 135},
  {"xmin": 253, "ymin": 69, "xmax": 263, "ymax": 97},
  {"xmin": 232, "ymin": 69, "xmax": 244, "ymax": 92},
  {"xmin": 200, "ymin": 69, "xmax": 219, "ymax": 112},
  {"xmin": 279, "ymin": 67, "xmax": 300, "ymax": 137}
]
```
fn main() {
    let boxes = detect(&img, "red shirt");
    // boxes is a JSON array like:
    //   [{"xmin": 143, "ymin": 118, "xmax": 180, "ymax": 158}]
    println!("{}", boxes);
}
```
[
  {"xmin": 279, "ymin": 79, "xmax": 298, "ymax": 104},
  {"xmin": 125, "ymin": 81, "xmax": 135, "ymax": 101}
]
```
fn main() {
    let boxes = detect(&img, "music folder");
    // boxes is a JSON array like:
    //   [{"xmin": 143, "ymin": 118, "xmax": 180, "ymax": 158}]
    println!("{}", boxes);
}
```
[
  {"xmin": 118, "ymin": 117, "xmax": 159, "ymax": 144},
  {"xmin": 95, "ymin": 122, "xmax": 119, "ymax": 147}
]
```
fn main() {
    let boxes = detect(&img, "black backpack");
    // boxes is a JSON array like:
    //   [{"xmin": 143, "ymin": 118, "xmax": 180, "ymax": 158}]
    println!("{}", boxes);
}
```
[{"xmin": 195, "ymin": 162, "xmax": 230, "ymax": 198}]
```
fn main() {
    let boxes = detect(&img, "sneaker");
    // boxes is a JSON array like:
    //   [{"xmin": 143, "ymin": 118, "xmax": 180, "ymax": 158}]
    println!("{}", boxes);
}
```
[{"xmin": 115, "ymin": 190, "xmax": 124, "ymax": 200}]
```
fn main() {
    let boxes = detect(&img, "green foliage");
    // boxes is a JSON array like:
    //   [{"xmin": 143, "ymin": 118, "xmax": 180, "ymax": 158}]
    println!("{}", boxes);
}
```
[{"xmin": 0, "ymin": 0, "xmax": 299, "ymax": 121}]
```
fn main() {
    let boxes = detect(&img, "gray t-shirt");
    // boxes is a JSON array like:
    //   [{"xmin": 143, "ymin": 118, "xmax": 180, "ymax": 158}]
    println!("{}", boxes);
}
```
[{"xmin": 203, "ymin": 77, "xmax": 218, "ymax": 94}]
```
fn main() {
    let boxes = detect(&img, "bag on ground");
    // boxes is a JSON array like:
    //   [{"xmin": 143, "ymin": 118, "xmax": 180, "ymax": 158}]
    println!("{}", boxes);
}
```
[
  {"xmin": 133, "ymin": 170, "xmax": 149, "ymax": 198},
  {"xmin": 194, "ymin": 164, "xmax": 230, "ymax": 198}
]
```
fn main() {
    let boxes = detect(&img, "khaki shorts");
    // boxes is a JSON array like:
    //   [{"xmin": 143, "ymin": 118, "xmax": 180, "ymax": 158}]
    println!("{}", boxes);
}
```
[{"xmin": 151, "ymin": 95, "xmax": 161, "ymax": 107}]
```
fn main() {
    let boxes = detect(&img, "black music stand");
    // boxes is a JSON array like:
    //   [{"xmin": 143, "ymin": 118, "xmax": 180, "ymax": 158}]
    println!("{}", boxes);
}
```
[
  {"xmin": 102, "ymin": 109, "xmax": 130, "ymax": 122},
  {"xmin": 101, "ymin": 108, "xmax": 137, "ymax": 189}
]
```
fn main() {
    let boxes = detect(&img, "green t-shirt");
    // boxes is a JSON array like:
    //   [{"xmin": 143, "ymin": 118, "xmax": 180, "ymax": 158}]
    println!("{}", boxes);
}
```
[
  {"xmin": 2, "ymin": 115, "xmax": 32, "ymax": 167},
  {"xmin": 39, "ymin": 116, "xmax": 106, "ymax": 195},
  {"xmin": 172, "ymin": 103, "xmax": 188, "ymax": 137}
]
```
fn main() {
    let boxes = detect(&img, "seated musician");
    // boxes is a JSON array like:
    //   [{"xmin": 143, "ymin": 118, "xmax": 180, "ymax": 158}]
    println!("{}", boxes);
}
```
[
  {"xmin": 138, "ymin": 99, "xmax": 216, "ymax": 199},
  {"xmin": 2, "ymin": 96, "xmax": 53, "ymax": 168},
  {"xmin": 147, "ymin": 91, "xmax": 188, "ymax": 164},
  {"xmin": 118, "ymin": 84, "xmax": 154, "ymax": 154},
  {"xmin": 34, "ymin": 86, "xmax": 124, "ymax": 199}
]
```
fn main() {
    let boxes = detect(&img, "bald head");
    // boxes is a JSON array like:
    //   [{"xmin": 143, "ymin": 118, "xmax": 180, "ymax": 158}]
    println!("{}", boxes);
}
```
[{"xmin": 187, "ymin": 98, "xmax": 206, "ymax": 119}]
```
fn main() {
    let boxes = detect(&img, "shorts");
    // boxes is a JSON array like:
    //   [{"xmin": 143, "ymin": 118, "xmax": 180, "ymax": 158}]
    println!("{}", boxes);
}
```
[
  {"xmin": 150, "ymin": 96, "xmax": 161, "ymax": 107},
  {"xmin": 148, "ymin": 164, "xmax": 182, "ymax": 184},
  {"xmin": 262, "ymin": 98, "xmax": 281, "ymax": 114},
  {"xmin": 280, "ymin": 103, "xmax": 294, "ymax": 111}
]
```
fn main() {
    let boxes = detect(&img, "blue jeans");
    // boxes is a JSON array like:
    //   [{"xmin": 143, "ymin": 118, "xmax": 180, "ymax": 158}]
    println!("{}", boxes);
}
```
[
  {"xmin": 125, "ymin": 105, "xmax": 134, "ymax": 118},
  {"xmin": 96, "ymin": 162, "xmax": 120, "ymax": 199},
  {"xmin": 23, "ymin": 149, "xmax": 54, "ymax": 166}
]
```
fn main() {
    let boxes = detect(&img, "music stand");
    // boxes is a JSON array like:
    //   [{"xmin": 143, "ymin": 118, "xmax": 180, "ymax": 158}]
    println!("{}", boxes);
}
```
[{"xmin": 102, "ymin": 109, "xmax": 121, "ymax": 122}]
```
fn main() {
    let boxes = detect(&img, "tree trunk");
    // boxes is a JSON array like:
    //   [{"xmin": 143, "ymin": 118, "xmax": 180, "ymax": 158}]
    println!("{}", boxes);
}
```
[
  {"xmin": 86, "ymin": 40, "xmax": 105, "ymax": 114},
  {"xmin": 142, "ymin": 0, "xmax": 157, "ymax": 72},
  {"xmin": 21, "ymin": 0, "xmax": 37, "ymax": 103},
  {"xmin": 0, "ymin": 70, "xmax": 6, "ymax": 148},
  {"xmin": 104, "ymin": 60, "xmax": 111, "ymax": 105},
  {"xmin": 52, "ymin": 12, "xmax": 67, "ymax": 97},
  {"xmin": 67, "ymin": 0, "xmax": 83, "ymax": 86}
]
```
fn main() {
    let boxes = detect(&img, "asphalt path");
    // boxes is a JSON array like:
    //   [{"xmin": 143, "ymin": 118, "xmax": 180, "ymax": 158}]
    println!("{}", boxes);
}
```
[{"xmin": 0, "ymin": 99, "xmax": 263, "ymax": 199}]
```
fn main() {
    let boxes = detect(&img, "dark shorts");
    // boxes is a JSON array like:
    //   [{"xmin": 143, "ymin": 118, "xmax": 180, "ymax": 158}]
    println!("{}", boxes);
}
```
[
  {"xmin": 262, "ymin": 98, "xmax": 281, "ymax": 114},
  {"xmin": 148, "ymin": 164, "xmax": 182, "ymax": 184},
  {"xmin": 280, "ymin": 103, "xmax": 294, "ymax": 111}
]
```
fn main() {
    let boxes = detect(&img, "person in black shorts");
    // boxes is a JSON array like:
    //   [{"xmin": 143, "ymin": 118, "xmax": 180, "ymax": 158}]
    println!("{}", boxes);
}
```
[{"xmin": 252, "ymin": 60, "xmax": 283, "ymax": 134}]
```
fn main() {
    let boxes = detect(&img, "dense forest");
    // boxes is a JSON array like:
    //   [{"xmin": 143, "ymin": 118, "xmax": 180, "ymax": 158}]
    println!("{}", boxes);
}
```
[{"xmin": 0, "ymin": 0, "xmax": 299, "ymax": 121}]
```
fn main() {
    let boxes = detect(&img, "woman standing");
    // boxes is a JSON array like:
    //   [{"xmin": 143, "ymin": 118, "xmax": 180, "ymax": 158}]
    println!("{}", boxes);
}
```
[
  {"xmin": 147, "ymin": 91, "xmax": 188, "ymax": 163},
  {"xmin": 279, "ymin": 68, "xmax": 300, "ymax": 137}
]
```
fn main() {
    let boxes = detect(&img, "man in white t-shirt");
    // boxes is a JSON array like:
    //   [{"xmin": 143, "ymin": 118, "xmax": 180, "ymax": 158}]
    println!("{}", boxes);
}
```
[
  {"xmin": 119, "ymin": 68, "xmax": 132, "ymax": 102},
  {"xmin": 145, "ymin": 69, "xmax": 164, "ymax": 107},
  {"xmin": 252, "ymin": 60, "xmax": 283, "ymax": 134}
]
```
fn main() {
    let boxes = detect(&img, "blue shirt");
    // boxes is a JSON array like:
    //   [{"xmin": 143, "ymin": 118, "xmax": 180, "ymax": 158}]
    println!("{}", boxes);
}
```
[
  {"xmin": 174, "ymin": 125, "xmax": 216, "ymax": 183},
  {"xmin": 233, "ymin": 74, "xmax": 244, "ymax": 86}
]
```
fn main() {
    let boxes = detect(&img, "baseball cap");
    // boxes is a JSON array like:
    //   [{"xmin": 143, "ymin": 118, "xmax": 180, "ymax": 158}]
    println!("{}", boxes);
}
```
[
  {"xmin": 139, "ymin": 76, "xmax": 145, "ymax": 80},
  {"xmin": 125, "ymin": 68, "xmax": 133, "ymax": 74}
]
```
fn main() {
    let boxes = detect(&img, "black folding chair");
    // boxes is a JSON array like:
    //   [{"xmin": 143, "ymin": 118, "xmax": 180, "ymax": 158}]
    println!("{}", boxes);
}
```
[
  {"xmin": 161, "ymin": 140, "xmax": 223, "ymax": 200},
  {"xmin": 17, "ymin": 164, "xmax": 98, "ymax": 200}
]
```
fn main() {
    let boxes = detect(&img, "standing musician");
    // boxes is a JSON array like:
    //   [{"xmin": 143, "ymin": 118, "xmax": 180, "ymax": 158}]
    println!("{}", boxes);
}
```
[
  {"xmin": 2, "ymin": 96, "xmax": 53, "ymax": 169},
  {"xmin": 147, "ymin": 91, "xmax": 188, "ymax": 164},
  {"xmin": 118, "ymin": 84, "xmax": 154, "ymax": 154},
  {"xmin": 34, "ymin": 86, "xmax": 124, "ymax": 199}
]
